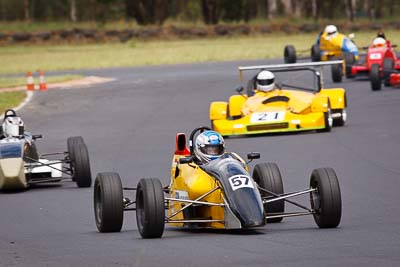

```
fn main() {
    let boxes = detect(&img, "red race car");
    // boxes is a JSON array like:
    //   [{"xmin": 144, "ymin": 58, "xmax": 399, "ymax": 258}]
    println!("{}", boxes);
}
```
[
  {"xmin": 347, "ymin": 37, "xmax": 400, "ymax": 90},
  {"xmin": 374, "ymin": 56, "xmax": 400, "ymax": 90}
]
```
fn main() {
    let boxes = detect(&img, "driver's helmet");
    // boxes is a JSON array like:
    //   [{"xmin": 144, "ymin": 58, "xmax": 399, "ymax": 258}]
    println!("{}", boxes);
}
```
[
  {"xmin": 194, "ymin": 130, "xmax": 225, "ymax": 163},
  {"xmin": 377, "ymin": 31, "xmax": 386, "ymax": 39},
  {"xmin": 2, "ymin": 116, "xmax": 24, "ymax": 138},
  {"xmin": 256, "ymin": 70, "xmax": 275, "ymax": 92},
  {"xmin": 372, "ymin": 37, "xmax": 386, "ymax": 48},
  {"xmin": 324, "ymin": 25, "xmax": 338, "ymax": 37}
]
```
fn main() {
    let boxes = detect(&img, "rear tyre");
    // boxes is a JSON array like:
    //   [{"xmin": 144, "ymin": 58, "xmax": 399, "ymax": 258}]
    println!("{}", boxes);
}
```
[
  {"xmin": 344, "ymin": 52, "xmax": 355, "ymax": 78},
  {"xmin": 94, "ymin": 172, "xmax": 124, "ymax": 232},
  {"xmin": 311, "ymin": 44, "xmax": 321, "ymax": 62},
  {"xmin": 383, "ymin": 58, "xmax": 394, "ymax": 87},
  {"xmin": 136, "ymin": 178, "xmax": 165, "ymax": 238},
  {"xmin": 284, "ymin": 45, "xmax": 297, "ymax": 63},
  {"xmin": 331, "ymin": 62, "xmax": 343, "ymax": 83},
  {"xmin": 253, "ymin": 163, "xmax": 284, "ymax": 223},
  {"xmin": 70, "ymin": 142, "xmax": 92, "ymax": 187},
  {"xmin": 370, "ymin": 63, "xmax": 381, "ymax": 91},
  {"xmin": 310, "ymin": 168, "xmax": 342, "ymax": 228}
]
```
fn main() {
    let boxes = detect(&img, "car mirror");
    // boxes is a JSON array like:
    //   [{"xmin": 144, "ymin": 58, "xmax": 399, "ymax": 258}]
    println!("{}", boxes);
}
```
[
  {"xmin": 392, "ymin": 44, "xmax": 397, "ymax": 48},
  {"xmin": 247, "ymin": 152, "xmax": 260, "ymax": 160},
  {"xmin": 179, "ymin": 156, "xmax": 193, "ymax": 164},
  {"xmin": 235, "ymin": 86, "xmax": 244, "ymax": 93},
  {"xmin": 32, "ymin": 134, "xmax": 42, "ymax": 140}
]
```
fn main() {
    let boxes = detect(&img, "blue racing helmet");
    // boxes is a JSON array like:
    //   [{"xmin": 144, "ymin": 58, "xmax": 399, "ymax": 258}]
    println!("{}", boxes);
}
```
[{"xmin": 194, "ymin": 130, "xmax": 225, "ymax": 163}]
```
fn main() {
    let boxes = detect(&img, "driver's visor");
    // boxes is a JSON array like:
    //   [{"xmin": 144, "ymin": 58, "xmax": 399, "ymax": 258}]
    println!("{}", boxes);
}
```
[
  {"xmin": 258, "ymin": 79, "xmax": 274, "ymax": 86},
  {"xmin": 200, "ymin": 145, "xmax": 224, "ymax": 156}
]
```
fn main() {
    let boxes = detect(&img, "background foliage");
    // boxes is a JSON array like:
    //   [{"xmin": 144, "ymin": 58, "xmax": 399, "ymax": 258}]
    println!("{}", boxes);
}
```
[{"xmin": 0, "ymin": 0, "xmax": 399, "ymax": 25}]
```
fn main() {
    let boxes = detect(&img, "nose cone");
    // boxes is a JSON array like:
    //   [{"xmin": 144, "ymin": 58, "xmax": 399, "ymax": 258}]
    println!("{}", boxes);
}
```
[{"xmin": 0, "ymin": 158, "xmax": 27, "ymax": 190}]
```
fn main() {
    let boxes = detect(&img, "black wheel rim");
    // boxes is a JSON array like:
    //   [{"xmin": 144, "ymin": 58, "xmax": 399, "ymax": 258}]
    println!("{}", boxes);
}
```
[{"xmin": 310, "ymin": 182, "xmax": 321, "ymax": 213}]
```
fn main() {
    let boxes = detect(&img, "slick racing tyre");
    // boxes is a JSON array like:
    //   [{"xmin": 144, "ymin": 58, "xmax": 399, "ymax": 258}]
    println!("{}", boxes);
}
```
[
  {"xmin": 136, "ymin": 178, "xmax": 165, "ymax": 238},
  {"xmin": 333, "ymin": 94, "xmax": 347, "ymax": 127},
  {"xmin": 284, "ymin": 45, "xmax": 297, "ymax": 63},
  {"xmin": 383, "ymin": 58, "xmax": 394, "ymax": 87},
  {"xmin": 94, "ymin": 172, "xmax": 124, "ymax": 232},
  {"xmin": 70, "ymin": 141, "xmax": 92, "ymax": 187},
  {"xmin": 67, "ymin": 136, "xmax": 84, "ymax": 181},
  {"xmin": 67, "ymin": 136, "xmax": 84, "ymax": 162},
  {"xmin": 333, "ymin": 108, "xmax": 347, "ymax": 127},
  {"xmin": 331, "ymin": 61, "xmax": 343, "ymax": 83},
  {"xmin": 253, "ymin": 163, "xmax": 284, "ymax": 223},
  {"xmin": 317, "ymin": 102, "xmax": 332, "ymax": 132},
  {"xmin": 311, "ymin": 44, "xmax": 321, "ymax": 62},
  {"xmin": 344, "ymin": 52, "xmax": 355, "ymax": 78},
  {"xmin": 310, "ymin": 168, "xmax": 342, "ymax": 228},
  {"xmin": 370, "ymin": 63, "xmax": 382, "ymax": 91}
]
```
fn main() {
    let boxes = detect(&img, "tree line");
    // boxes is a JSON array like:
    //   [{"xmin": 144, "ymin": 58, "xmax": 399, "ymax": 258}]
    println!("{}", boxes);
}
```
[{"xmin": 0, "ymin": 0, "xmax": 398, "ymax": 25}]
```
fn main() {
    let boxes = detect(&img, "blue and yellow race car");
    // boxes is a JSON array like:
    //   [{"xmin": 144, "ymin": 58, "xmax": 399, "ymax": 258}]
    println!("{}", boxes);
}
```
[
  {"xmin": 284, "ymin": 25, "xmax": 359, "ymax": 82},
  {"xmin": 93, "ymin": 127, "xmax": 342, "ymax": 238}
]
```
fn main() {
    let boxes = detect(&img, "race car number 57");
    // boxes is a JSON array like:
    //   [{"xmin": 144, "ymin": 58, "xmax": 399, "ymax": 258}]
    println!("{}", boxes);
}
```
[
  {"xmin": 228, "ymin": 175, "xmax": 254, "ymax": 191},
  {"xmin": 250, "ymin": 111, "xmax": 285, "ymax": 123}
]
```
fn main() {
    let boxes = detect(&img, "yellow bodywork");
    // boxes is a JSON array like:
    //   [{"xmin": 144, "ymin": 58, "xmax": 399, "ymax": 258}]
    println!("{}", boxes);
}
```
[
  {"xmin": 318, "ymin": 32, "xmax": 359, "ymax": 61},
  {"xmin": 210, "ymin": 88, "xmax": 346, "ymax": 136},
  {"xmin": 168, "ymin": 154, "xmax": 225, "ymax": 228}
]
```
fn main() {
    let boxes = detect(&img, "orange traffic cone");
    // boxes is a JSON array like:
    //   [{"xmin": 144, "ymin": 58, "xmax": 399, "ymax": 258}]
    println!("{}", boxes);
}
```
[
  {"xmin": 39, "ymin": 70, "xmax": 47, "ymax": 91},
  {"xmin": 26, "ymin": 72, "xmax": 34, "ymax": 91}
]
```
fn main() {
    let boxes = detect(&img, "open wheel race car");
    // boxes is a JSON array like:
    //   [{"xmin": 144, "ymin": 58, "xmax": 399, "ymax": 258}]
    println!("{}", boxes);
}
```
[
  {"xmin": 369, "ymin": 53, "xmax": 400, "ymax": 91},
  {"xmin": 209, "ymin": 61, "xmax": 347, "ymax": 137},
  {"xmin": 284, "ymin": 30, "xmax": 358, "ymax": 82},
  {"xmin": 0, "ymin": 109, "xmax": 92, "ymax": 191},
  {"xmin": 93, "ymin": 127, "xmax": 342, "ymax": 238}
]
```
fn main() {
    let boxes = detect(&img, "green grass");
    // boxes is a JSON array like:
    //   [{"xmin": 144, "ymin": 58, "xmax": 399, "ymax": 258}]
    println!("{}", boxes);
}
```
[
  {"xmin": 0, "ymin": 75, "xmax": 83, "ymax": 88},
  {"xmin": 1, "ymin": 29, "xmax": 398, "ymax": 75},
  {"xmin": 0, "ymin": 91, "xmax": 27, "ymax": 115}
]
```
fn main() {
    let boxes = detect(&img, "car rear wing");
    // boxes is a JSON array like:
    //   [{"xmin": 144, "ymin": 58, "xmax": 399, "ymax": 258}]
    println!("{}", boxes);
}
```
[{"xmin": 238, "ymin": 60, "xmax": 343, "ymax": 82}]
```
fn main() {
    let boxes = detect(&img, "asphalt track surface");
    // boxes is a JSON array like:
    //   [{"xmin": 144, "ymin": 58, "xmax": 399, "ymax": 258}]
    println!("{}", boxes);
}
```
[{"xmin": 1, "ymin": 59, "xmax": 400, "ymax": 267}]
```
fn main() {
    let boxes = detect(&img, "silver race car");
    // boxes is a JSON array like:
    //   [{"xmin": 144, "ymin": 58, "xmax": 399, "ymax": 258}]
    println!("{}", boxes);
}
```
[{"xmin": 0, "ymin": 109, "xmax": 91, "ymax": 191}]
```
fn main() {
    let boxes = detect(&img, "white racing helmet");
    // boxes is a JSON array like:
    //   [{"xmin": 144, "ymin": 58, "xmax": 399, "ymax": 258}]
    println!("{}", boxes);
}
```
[
  {"xmin": 372, "ymin": 37, "xmax": 386, "ymax": 48},
  {"xmin": 256, "ymin": 70, "xmax": 275, "ymax": 92},
  {"xmin": 325, "ymin": 25, "xmax": 338, "ymax": 37},
  {"xmin": 194, "ymin": 130, "xmax": 225, "ymax": 163},
  {"xmin": 2, "ymin": 116, "xmax": 24, "ymax": 138}
]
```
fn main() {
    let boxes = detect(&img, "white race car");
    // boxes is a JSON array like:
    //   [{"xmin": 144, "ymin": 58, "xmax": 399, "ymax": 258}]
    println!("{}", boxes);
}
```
[{"xmin": 0, "ymin": 109, "xmax": 91, "ymax": 191}]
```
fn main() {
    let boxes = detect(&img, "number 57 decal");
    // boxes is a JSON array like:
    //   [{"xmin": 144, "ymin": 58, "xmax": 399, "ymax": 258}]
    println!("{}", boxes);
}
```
[{"xmin": 228, "ymin": 175, "xmax": 255, "ymax": 191}]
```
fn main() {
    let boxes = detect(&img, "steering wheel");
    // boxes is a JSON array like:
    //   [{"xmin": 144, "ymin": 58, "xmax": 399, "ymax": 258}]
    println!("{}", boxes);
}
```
[
  {"xmin": 189, "ymin": 126, "xmax": 212, "ymax": 157},
  {"xmin": 4, "ymin": 109, "xmax": 17, "ymax": 119}
]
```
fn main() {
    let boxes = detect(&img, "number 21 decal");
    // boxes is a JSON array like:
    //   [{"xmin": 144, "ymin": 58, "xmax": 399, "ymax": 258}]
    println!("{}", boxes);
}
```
[{"xmin": 228, "ymin": 175, "xmax": 254, "ymax": 191}]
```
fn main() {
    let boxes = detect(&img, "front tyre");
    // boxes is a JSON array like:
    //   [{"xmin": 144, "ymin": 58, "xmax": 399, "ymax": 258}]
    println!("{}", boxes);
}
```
[
  {"xmin": 383, "ymin": 58, "xmax": 394, "ymax": 87},
  {"xmin": 370, "ymin": 63, "xmax": 381, "ymax": 91},
  {"xmin": 310, "ymin": 168, "xmax": 342, "ymax": 228},
  {"xmin": 67, "ymin": 136, "xmax": 84, "ymax": 181},
  {"xmin": 136, "ymin": 178, "xmax": 165, "ymax": 238},
  {"xmin": 94, "ymin": 172, "xmax": 124, "ymax": 232},
  {"xmin": 317, "ymin": 102, "xmax": 332, "ymax": 132},
  {"xmin": 253, "ymin": 163, "xmax": 284, "ymax": 223},
  {"xmin": 70, "ymin": 142, "xmax": 92, "ymax": 187}
]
